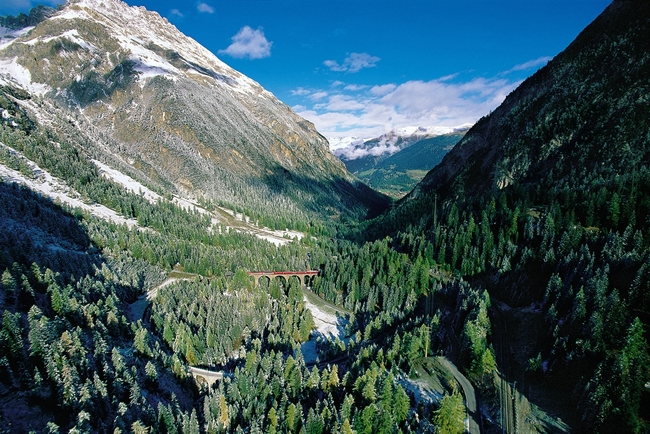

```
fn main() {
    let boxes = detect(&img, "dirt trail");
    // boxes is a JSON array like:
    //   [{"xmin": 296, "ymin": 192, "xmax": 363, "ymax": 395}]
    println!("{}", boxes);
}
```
[
  {"xmin": 212, "ymin": 206, "xmax": 304, "ymax": 246},
  {"xmin": 129, "ymin": 276, "xmax": 192, "ymax": 321}
]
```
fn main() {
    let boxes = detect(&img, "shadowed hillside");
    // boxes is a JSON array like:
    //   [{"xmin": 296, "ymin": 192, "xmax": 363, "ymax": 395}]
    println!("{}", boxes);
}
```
[{"xmin": 361, "ymin": 0, "xmax": 650, "ymax": 431}]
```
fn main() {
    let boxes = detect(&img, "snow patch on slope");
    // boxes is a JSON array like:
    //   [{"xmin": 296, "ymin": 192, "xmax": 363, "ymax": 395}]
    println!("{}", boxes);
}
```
[
  {"xmin": 0, "ymin": 26, "xmax": 34, "ymax": 50},
  {"xmin": 0, "ymin": 144, "xmax": 138, "ymax": 228},
  {"xmin": 92, "ymin": 159, "xmax": 162, "ymax": 204},
  {"xmin": 304, "ymin": 299, "xmax": 342, "ymax": 339},
  {"xmin": 93, "ymin": 159, "xmax": 304, "ymax": 246},
  {"xmin": 0, "ymin": 57, "xmax": 51, "ymax": 96},
  {"xmin": 51, "ymin": 0, "xmax": 263, "ymax": 95},
  {"xmin": 24, "ymin": 29, "xmax": 97, "ymax": 52}
]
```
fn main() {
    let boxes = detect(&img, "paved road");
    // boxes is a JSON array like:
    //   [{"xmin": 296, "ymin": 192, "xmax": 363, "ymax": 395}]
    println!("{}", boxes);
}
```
[{"xmin": 438, "ymin": 357, "xmax": 481, "ymax": 434}]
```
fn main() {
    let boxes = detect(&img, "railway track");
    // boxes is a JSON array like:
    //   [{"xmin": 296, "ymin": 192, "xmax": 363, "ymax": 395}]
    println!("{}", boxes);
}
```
[{"xmin": 492, "ymin": 302, "xmax": 515, "ymax": 433}]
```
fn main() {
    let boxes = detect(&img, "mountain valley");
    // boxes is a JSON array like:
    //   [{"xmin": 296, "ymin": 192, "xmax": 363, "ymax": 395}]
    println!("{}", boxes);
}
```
[
  {"xmin": 1, "ymin": 0, "xmax": 649, "ymax": 433},
  {"xmin": 333, "ymin": 127, "xmax": 468, "ymax": 198}
]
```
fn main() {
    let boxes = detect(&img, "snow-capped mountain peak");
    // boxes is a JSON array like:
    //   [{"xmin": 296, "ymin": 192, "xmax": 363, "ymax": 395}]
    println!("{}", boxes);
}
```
[
  {"xmin": 329, "ymin": 124, "xmax": 472, "ymax": 160},
  {"xmin": 326, "ymin": 136, "xmax": 366, "ymax": 151},
  {"xmin": 0, "ymin": 0, "xmax": 385, "ymax": 221},
  {"xmin": 393, "ymin": 124, "xmax": 472, "ymax": 137},
  {"xmin": 2, "ymin": 0, "xmax": 262, "ymax": 96}
]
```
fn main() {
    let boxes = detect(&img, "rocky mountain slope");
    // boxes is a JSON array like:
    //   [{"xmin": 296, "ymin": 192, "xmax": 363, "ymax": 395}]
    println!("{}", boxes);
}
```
[
  {"xmin": 0, "ymin": 0, "xmax": 387, "ymax": 227},
  {"xmin": 334, "ymin": 127, "xmax": 467, "ymax": 197}
]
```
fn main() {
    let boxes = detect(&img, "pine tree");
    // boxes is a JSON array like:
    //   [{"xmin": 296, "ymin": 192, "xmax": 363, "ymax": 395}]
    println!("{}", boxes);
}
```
[
  {"xmin": 616, "ymin": 318, "xmax": 649, "ymax": 432},
  {"xmin": 435, "ymin": 392, "xmax": 465, "ymax": 434}
]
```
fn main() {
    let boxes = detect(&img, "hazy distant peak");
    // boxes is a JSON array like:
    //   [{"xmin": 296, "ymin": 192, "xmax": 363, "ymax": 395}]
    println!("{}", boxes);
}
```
[
  {"xmin": 393, "ymin": 124, "xmax": 472, "ymax": 137},
  {"xmin": 330, "ymin": 124, "xmax": 472, "ymax": 161}
]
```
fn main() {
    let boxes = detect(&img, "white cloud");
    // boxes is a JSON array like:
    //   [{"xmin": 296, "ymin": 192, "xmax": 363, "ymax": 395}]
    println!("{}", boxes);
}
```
[
  {"xmin": 294, "ymin": 73, "xmax": 520, "ymax": 140},
  {"xmin": 344, "ymin": 84, "xmax": 368, "ymax": 91},
  {"xmin": 197, "ymin": 2, "xmax": 214, "ymax": 14},
  {"xmin": 346, "ymin": 53, "xmax": 380, "ymax": 73},
  {"xmin": 336, "ymin": 140, "xmax": 401, "ymax": 161},
  {"xmin": 218, "ymin": 26, "xmax": 272, "ymax": 60},
  {"xmin": 291, "ymin": 87, "xmax": 310, "ymax": 96},
  {"xmin": 506, "ymin": 56, "xmax": 552, "ymax": 73},
  {"xmin": 309, "ymin": 91, "xmax": 329, "ymax": 101},
  {"xmin": 370, "ymin": 84, "xmax": 396, "ymax": 96},
  {"xmin": 324, "ymin": 52, "xmax": 380, "ymax": 73},
  {"xmin": 326, "ymin": 95, "xmax": 365, "ymax": 111},
  {"xmin": 439, "ymin": 73, "xmax": 458, "ymax": 82},
  {"xmin": 170, "ymin": 9, "xmax": 184, "ymax": 18},
  {"xmin": 323, "ymin": 59, "xmax": 346, "ymax": 72}
]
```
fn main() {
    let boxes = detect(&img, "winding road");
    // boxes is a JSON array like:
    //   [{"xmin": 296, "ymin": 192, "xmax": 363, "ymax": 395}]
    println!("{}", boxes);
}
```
[{"xmin": 438, "ymin": 357, "xmax": 481, "ymax": 434}]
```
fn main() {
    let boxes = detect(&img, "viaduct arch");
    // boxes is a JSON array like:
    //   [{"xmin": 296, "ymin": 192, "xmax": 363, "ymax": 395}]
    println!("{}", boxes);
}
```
[{"xmin": 248, "ymin": 270, "xmax": 319, "ymax": 287}]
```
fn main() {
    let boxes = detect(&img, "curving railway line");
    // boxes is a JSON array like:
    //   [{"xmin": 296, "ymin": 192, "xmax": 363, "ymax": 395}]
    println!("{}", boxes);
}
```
[{"xmin": 492, "ymin": 301, "xmax": 515, "ymax": 433}]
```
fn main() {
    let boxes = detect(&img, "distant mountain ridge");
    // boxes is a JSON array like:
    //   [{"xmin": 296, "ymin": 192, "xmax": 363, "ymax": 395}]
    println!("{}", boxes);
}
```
[
  {"xmin": 3, "ymin": 0, "xmax": 650, "ymax": 432},
  {"xmin": 332, "ymin": 126, "xmax": 468, "ymax": 197},
  {"xmin": 330, "ymin": 125, "xmax": 469, "ymax": 160},
  {"xmin": 0, "ymin": 0, "xmax": 388, "ymax": 225},
  {"xmin": 0, "ymin": 5, "xmax": 56, "ymax": 30}
]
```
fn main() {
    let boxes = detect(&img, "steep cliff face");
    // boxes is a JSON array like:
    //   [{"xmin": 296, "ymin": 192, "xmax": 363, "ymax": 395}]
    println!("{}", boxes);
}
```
[{"xmin": 0, "ymin": 0, "xmax": 387, "ymax": 222}]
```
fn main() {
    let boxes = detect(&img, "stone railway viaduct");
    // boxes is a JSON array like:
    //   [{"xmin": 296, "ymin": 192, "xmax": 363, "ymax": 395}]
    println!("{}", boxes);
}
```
[{"xmin": 248, "ymin": 270, "xmax": 319, "ymax": 287}]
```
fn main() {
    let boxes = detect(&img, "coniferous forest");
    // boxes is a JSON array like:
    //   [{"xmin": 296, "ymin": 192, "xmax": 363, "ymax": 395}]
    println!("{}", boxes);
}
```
[{"xmin": 2, "ymin": 0, "xmax": 650, "ymax": 433}]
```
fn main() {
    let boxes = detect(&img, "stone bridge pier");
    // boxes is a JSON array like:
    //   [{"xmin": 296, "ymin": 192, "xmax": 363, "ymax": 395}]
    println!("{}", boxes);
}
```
[{"xmin": 248, "ymin": 270, "xmax": 319, "ymax": 287}]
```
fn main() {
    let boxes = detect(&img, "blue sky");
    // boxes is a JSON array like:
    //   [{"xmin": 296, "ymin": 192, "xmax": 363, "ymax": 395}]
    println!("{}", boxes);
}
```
[{"xmin": 2, "ymin": 0, "xmax": 611, "ymax": 138}]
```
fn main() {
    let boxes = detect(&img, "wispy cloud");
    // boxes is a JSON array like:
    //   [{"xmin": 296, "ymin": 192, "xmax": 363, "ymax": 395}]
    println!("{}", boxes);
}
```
[
  {"xmin": 219, "ymin": 26, "xmax": 272, "ymax": 60},
  {"xmin": 309, "ymin": 91, "xmax": 328, "ymax": 101},
  {"xmin": 324, "ymin": 52, "xmax": 380, "ymax": 73},
  {"xmin": 326, "ymin": 95, "xmax": 366, "ymax": 111},
  {"xmin": 293, "ymin": 74, "xmax": 520, "ymax": 139},
  {"xmin": 506, "ymin": 56, "xmax": 552, "ymax": 73},
  {"xmin": 291, "ymin": 87, "xmax": 310, "ymax": 96},
  {"xmin": 169, "ymin": 9, "xmax": 184, "ymax": 18},
  {"xmin": 370, "ymin": 84, "xmax": 396, "ymax": 96},
  {"xmin": 344, "ymin": 84, "xmax": 368, "ymax": 91},
  {"xmin": 197, "ymin": 2, "xmax": 214, "ymax": 14},
  {"xmin": 323, "ymin": 60, "xmax": 345, "ymax": 72}
]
